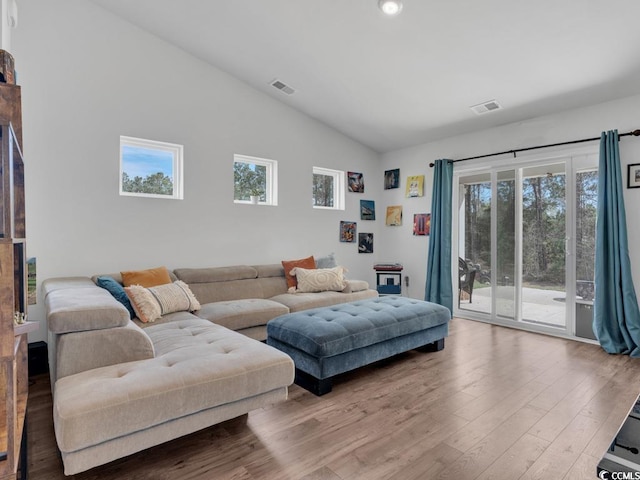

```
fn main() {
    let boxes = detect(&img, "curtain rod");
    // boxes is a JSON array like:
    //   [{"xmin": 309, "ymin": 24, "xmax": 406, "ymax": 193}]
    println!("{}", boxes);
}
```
[{"xmin": 428, "ymin": 129, "xmax": 640, "ymax": 167}]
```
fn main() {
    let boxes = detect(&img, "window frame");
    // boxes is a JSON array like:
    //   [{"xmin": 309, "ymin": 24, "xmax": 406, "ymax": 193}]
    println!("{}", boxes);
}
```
[
  {"xmin": 233, "ymin": 154, "xmax": 278, "ymax": 206},
  {"xmin": 119, "ymin": 135, "xmax": 184, "ymax": 200},
  {"xmin": 312, "ymin": 166, "xmax": 345, "ymax": 210}
]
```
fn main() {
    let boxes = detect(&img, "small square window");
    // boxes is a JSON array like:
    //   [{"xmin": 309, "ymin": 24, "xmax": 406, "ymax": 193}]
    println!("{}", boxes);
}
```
[
  {"xmin": 313, "ymin": 167, "xmax": 345, "ymax": 210},
  {"xmin": 120, "ymin": 136, "xmax": 183, "ymax": 199},
  {"xmin": 234, "ymin": 154, "xmax": 278, "ymax": 205}
]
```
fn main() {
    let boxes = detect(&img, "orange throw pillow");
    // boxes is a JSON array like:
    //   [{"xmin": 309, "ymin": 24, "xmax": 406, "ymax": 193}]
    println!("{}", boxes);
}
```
[
  {"xmin": 121, "ymin": 266, "xmax": 172, "ymax": 288},
  {"xmin": 282, "ymin": 256, "xmax": 316, "ymax": 289}
]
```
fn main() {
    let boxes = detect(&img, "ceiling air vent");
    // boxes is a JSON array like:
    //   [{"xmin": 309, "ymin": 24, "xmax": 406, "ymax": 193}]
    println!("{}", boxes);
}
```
[
  {"xmin": 270, "ymin": 79, "xmax": 296, "ymax": 95},
  {"xmin": 470, "ymin": 100, "xmax": 502, "ymax": 115}
]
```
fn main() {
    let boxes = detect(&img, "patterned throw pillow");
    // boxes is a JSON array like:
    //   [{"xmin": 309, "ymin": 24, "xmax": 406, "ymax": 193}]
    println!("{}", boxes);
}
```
[
  {"xmin": 281, "ymin": 256, "xmax": 316, "ymax": 289},
  {"xmin": 125, "ymin": 280, "xmax": 201, "ymax": 323},
  {"xmin": 290, "ymin": 266, "xmax": 347, "ymax": 293}
]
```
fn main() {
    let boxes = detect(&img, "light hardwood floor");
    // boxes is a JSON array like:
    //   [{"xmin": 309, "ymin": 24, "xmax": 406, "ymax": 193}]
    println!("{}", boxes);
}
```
[{"xmin": 25, "ymin": 318, "xmax": 640, "ymax": 479}]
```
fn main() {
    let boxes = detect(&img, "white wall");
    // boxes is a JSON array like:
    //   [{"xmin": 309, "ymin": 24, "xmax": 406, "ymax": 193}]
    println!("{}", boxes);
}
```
[
  {"xmin": 12, "ymin": 0, "xmax": 640, "ymax": 344},
  {"xmin": 378, "ymin": 94, "xmax": 640, "ymax": 302},
  {"xmin": 12, "ymin": 0, "xmax": 382, "ymax": 342}
]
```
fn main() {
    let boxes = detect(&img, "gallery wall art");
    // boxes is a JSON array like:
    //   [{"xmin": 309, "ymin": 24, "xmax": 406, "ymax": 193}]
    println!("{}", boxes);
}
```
[
  {"xmin": 339, "ymin": 221, "xmax": 357, "ymax": 242},
  {"xmin": 385, "ymin": 205, "xmax": 403, "ymax": 226},
  {"xmin": 384, "ymin": 169, "xmax": 400, "ymax": 189},
  {"xmin": 360, "ymin": 200, "xmax": 375, "ymax": 220},
  {"xmin": 347, "ymin": 171, "xmax": 364, "ymax": 192},
  {"xmin": 405, "ymin": 175, "xmax": 424, "ymax": 198},
  {"xmin": 413, "ymin": 213, "xmax": 431, "ymax": 235},
  {"xmin": 358, "ymin": 233, "xmax": 374, "ymax": 253}
]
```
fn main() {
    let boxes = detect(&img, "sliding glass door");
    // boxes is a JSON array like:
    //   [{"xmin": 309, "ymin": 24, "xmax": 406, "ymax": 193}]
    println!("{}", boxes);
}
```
[
  {"xmin": 454, "ymin": 149, "xmax": 598, "ymax": 339},
  {"xmin": 521, "ymin": 163, "xmax": 566, "ymax": 328}
]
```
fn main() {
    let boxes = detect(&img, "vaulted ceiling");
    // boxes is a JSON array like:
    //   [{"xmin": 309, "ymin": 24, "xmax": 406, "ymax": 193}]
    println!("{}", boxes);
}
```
[{"xmin": 89, "ymin": 0, "xmax": 640, "ymax": 153}]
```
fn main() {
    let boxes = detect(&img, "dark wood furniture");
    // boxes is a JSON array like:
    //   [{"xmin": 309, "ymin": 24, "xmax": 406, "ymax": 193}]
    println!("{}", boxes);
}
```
[{"xmin": 0, "ymin": 52, "xmax": 35, "ymax": 480}]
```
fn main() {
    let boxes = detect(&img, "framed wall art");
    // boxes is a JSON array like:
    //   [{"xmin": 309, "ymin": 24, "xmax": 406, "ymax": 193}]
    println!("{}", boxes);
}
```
[
  {"xmin": 413, "ymin": 213, "xmax": 431, "ymax": 235},
  {"xmin": 406, "ymin": 175, "xmax": 424, "ymax": 197},
  {"xmin": 360, "ymin": 199, "xmax": 376, "ymax": 220},
  {"xmin": 347, "ymin": 171, "xmax": 364, "ymax": 193},
  {"xmin": 384, "ymin": 168, "xmax": 400, "ymax": 189},
  {"xmin": 385, "ymin": 205, "xmax": 402, "ymax": 226},
  {"xmin": 339, "ymin": 221, "xmax": 357, "ymax": 242},
  {"xmin": 358, "ymin": 233, "xmax": 374, "ymax": 253},
  {"xmin": 628, "ymin": 163, "xmax": 640, "ymax": 188}
]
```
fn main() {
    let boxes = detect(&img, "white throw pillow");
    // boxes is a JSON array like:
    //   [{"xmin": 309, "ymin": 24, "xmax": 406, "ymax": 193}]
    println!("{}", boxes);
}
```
[
  {"xmin": 290, "ymin": 266, "xmax": 347, "ymax": 293},
  {"xmin": 125, "ymin": 280, "xmax": 201, "ymax": 323}
]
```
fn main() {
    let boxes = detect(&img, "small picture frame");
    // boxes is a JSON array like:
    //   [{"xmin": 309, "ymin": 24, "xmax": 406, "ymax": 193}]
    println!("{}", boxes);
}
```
[
  {"xmin": 360, "ymin": 200, "xmax": 376, "ymax": 220},
  {"xmin": 385, "ymin": 205, "xmax": 402, "ymax": 226},
  {"xmin": 405, "ymin": 175, "xmax": 424, "ymax": 198},
  {"xmin": 347, "ymin": 172, "xmax": 365, "ymax": 193},
  {"xmin": 628, "ymin": 163, "xmax": 640, "ymax": 188},
  {"xmin": 358, "ymin": 233, "xmax": 374, "ymax": 253},
  {"xmin": 413, "ymin": 213, "xmax": 431, "ymax": 236},
  {"xmin": 384, "ymin": 168, "xmax": 400, "ymax": 189},
  {"xmin": 339, "ymin": 221, "xmax": 357, "ymax": 243}
]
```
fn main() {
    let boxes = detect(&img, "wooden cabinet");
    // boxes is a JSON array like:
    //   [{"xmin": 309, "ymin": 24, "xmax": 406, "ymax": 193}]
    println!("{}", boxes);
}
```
[{"xmin": 0, "ymin": 74, "xmax": 35, "ymax": 480}]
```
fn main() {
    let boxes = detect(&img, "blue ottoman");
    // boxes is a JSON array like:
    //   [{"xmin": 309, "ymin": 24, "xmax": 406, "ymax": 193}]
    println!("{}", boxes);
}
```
[{"xmin": 266, "ymin": 296, "xmax": 450, "ymax": 395}]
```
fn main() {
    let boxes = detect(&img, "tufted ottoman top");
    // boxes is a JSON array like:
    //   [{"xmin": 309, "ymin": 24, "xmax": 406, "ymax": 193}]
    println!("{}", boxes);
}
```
[
  {"xmin": 267, "ymin": 296, "xmax": 450, "ymax": 358},
  {"xmin": 54, "ymin": 319, "xmax": 294, "ymax": 453}
]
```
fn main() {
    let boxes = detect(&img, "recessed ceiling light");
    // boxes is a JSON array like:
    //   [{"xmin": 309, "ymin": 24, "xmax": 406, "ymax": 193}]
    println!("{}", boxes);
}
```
[{"xmin": 378, "ymin": 0, "xmax": 403, "ymax": 16}]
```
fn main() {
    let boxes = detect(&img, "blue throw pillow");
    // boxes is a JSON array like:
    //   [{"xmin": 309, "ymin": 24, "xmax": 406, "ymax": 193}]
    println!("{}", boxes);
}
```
[
  {"xmin": 315, "ymin": 253, "xmax": 337, "ymax": 269},
  {"xmin": 96, "ymin": 276, "xmax": 136, "ymax": 319}
]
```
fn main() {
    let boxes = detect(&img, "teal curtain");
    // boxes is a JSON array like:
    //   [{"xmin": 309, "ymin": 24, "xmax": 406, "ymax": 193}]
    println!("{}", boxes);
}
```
[
  {"xmin": 425, "ymin": 159, "xmax": 454, "ymax": 313},
  {"xmin": 593, "ymin": 130, "xmax": 640, "ymax": 357}
]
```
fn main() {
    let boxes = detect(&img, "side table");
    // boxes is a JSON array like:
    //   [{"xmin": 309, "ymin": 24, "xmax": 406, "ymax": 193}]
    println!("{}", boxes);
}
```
[{"xmin": 374, "ymin": 263, "xmax": 403, "ymax": 295}]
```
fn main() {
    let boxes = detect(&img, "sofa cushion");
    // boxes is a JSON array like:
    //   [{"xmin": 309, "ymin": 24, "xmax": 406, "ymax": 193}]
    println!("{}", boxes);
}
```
[
  {"xmin": 53, "ymin": 319, "xmax": 294, "ymax": 453},
  {"xmin": 44, "ymin": 278, "xmax": 130, "ymax": 334},
  {"xmin": 282, "ymin": 256, "xmax": 316, "ymax": 289},
  {"xmin": 54, "ymin": 321, "xmax": 155, "ymax": 380},
  {"xmin": 125, "ymin": 281, "xmax": 201, "ymax": 323},
  {"xmin": 342, "ymin": 279, "xmax": 370, "ymax": 293},
  {"xmin": 173, "ymin": 266, "xmax": 270, "ymax": 303},
  {"xmin": 270, "ymin": 288, "xmax": 378, "ymax": 313},
  {"xmin": 195, "ymin": 299, "xmax": 289, "ymax": 331},
  {"xmin": 121, "ymin": 266, "xmax": 172, "ymax": 288},
  {"xmin": 95, "ymin": 276, "xmax": 136, "ymax": 319},
  {"xmin": 134, "ymin": 310, "xmax": 201, "ymax": 329},
  {"xmin": 253, "ymin": 263, "xmax": 285, "ymax": 278},
  {"xmin": 173, "ymin": 265, "xmax": 258, "ymax": 284},
  {"xmin": 290, "ymin": 266, "xmax": 347, "ymax": 293}
]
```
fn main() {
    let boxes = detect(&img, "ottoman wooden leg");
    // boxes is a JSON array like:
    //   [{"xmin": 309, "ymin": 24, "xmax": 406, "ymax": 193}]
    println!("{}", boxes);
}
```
[
  {"xmin": 295, "ymin": 368, "xmax": 333, "ymax": 396},
  {"xmin": 417, "ymin": 338, "xmax": 445, "ymax": 352}
]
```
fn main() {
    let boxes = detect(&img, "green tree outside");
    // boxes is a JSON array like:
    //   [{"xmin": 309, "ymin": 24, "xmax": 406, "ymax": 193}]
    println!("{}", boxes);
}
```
[
  {"xmin": 122, "ymin": 171, "xmax": 174, "ymax": 196},
  {"xmin": 234, "ymin": 162, "xmax": 266, "ymax": 201}
]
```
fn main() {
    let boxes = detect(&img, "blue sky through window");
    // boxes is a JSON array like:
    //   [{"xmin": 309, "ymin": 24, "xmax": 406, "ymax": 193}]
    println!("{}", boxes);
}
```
[{"xmin": 122, "ymin": 145, "xmax": 174, "ymax": 180}]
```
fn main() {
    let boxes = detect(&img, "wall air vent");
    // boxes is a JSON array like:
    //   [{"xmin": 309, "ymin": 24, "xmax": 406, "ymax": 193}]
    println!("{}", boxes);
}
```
[
  {"xmin": 270, "ymin": 79, "xmax": 296, "ymax": 95},
  {"xmin": 470, "ymin": 99, "xmax": 502, "ymax": 115}
]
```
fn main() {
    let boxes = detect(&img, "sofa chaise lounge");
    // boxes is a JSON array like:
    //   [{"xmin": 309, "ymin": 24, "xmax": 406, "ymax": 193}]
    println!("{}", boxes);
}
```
[{"xmin": 44, "ymin": 261, "xmax": 377, "ymax": 475}]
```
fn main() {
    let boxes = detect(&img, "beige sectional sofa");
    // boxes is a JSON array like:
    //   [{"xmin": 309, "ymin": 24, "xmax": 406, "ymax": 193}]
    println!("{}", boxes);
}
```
[{"xmin": 44, "ymin": 262, "xmax": 377, "ymax": 475}]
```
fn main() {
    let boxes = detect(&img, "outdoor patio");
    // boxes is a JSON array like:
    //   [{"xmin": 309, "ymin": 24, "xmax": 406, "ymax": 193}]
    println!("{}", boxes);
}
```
[{"xmin": 459, "ymin": 285, "xmax": 567, "ymax": 328}]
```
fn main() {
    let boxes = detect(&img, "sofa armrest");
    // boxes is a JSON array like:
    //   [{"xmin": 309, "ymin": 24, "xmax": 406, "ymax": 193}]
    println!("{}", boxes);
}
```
[
  {"xmin": 342, "ymin": 279, "xmax": 370, "ymax": 293},
  {"xmin": 53, "ymin": 321, "xmax": 155, "ymax": 382},
  {"xmin": 44, "ymin": 277, "xmax": 130, "ymax": 334}
]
